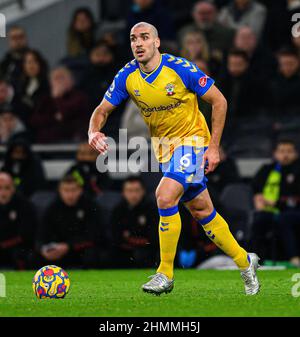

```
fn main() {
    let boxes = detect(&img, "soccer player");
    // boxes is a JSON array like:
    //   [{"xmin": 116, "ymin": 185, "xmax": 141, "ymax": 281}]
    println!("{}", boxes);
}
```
[{"xmin": 88, "ymin": 22, "xmax": 260, "ymax": 295}]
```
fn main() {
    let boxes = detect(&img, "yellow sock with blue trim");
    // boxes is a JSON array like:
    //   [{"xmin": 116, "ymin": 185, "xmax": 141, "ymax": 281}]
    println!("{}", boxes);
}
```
[
  {"xmin": 198, "ymin": 209, "xmax": 250, "ymax": 269},
  {"xmin": 157, "ymin": 205, "xmax": 181, "ymax": 279}
]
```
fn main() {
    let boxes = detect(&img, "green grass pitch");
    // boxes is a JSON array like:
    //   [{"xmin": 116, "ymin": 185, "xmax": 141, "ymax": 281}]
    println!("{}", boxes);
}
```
[{"xmin": 0, "ymin": 269, "xmax": 299, "ymax": 317}]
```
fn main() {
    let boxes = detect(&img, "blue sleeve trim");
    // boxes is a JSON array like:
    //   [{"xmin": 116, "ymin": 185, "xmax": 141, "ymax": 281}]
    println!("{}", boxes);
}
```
[
  {"xmin": 158, "ymin": 205, "xmax": 179, "ymax": 217},
  {"xmin": 163, "ymin": 54, "xmax": 215, "ymax": 97},
  {"xmin": 104, "ymin": 59, "xmax": 138, "ymax": 106},
  {"xmin": 163, "ymin": 54, "xmax": 191, "ymax": 88},
  {"xmin": 199, "ymin": 77, "xmax": 215, "ymax": 96}
]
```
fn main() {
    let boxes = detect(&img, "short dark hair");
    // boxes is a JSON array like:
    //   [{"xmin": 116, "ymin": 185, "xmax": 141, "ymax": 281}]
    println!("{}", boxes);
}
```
[
  {"xmin": 91, "ymin": 40, "xmax": 114, "ymax": 56},
  {"xmin": 275, "ymin": 138, "xmax": 298, "ymax": 151},
  {"xmin": 69, "ymin": 7, "xmax": 96, "ymax": 32},
  {"xmin": 123, "ymin": 175, "xmax": 145, "ymax": 188},
  {"xmin": 23, "ymin": 49, "xmax": 49, "ymax": 79},
  {"xmin": 228, "ymin": 48, "xmax": 250, "ymax": 63},
  {"xmin": 59, "ymin": 174, "xmax": 81, "ymax": 186},
  {"xmin": 9, "ymin": 25, "xmax": 26, "ymax": 34},
  {"xmin": 277, "ymin": 47, "xmax": 299, "ymax": 59}
]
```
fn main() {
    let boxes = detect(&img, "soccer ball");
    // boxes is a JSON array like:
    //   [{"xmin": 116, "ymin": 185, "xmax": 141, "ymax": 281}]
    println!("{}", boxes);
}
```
[{"xmin": 32, "ymin": 265, "xmax": 70, "ymax": 299}]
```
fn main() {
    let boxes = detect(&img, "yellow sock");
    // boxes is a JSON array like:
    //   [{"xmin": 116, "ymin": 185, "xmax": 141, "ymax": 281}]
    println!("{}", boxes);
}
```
[
  {"xmin": 199, "ymin": 209, "xmax": 250, "ymax": 269},
  {"xmin": 157, "ymin": 205, "xmax": 181, "ymax": 279}
]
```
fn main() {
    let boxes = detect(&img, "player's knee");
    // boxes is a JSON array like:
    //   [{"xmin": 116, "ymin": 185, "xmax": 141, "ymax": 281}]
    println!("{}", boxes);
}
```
[
  {"xmin": 156, "ymin": 191, "xmax": 177, "ymax": 209},
  {"xmin": 190, "ymin": 208, "xmax": 213, "ymax": 221}
]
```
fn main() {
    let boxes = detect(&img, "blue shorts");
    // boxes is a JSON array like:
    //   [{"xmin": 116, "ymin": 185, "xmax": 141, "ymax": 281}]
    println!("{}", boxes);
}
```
[{"xmin": 159, "ymin": 145, "xmax": 208, "ymax": 203}]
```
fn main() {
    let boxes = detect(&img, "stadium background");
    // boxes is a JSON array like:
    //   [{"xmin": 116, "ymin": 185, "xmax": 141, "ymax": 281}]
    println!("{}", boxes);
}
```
[{"xmin": 1, "ymin": 0, "xmax": 300, "ymax": 272}]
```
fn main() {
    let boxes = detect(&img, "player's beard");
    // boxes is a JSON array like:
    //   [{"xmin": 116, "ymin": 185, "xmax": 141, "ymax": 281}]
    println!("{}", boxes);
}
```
[{"xmin": 138, "ymin": 42, "xmax": 157, "ymax": 65}]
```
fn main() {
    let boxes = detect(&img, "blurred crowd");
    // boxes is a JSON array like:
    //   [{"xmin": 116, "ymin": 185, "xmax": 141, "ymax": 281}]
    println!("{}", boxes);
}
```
[
  {"xmin": 1, "ymin": 0, "xmax": 300, "ymax": 145},
  {"xmin": 1, "ymin": 138, "xmax": 300, "ymax": 270},
  {"xmin": 1, "ymin": 0, "xmax": 300, "ymax": 270}
]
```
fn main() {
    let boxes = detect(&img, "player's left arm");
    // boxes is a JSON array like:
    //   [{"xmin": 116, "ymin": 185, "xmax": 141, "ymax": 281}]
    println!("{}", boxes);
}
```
[
  {"xmin": 201, "ymin": 84, "xmax": 227, "ymax": 174},
  {"xmin": 177, "ymin": 59, "xmax": 227, "ymax": 173}
]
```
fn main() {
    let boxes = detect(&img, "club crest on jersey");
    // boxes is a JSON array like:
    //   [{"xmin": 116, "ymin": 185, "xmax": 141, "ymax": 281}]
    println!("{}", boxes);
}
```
[
  {"xmin": 199, "ymin": 75, "xmax": 208, "ymax": 87},
  {"xmin": 165, "ymin": 83, "xmax": 175, "ymax": 96},
  {"xmin": 134, "ymin": 89, "xmax": 141, "ymax": 96}
]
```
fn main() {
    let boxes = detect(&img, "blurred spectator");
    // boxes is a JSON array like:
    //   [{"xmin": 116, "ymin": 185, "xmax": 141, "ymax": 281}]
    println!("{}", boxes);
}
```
[
  {"xmin": 0, "ymin": 26, "xmax": 29, "ymax": 86},
  {"xmin": 180, "ymin": 30, "xmax": 210, "ymax": 62},
  {"xmin": 0, "ymin": 79, "xmax": 23, "ymax": 117},
  {"xmin": 269, "ymin": 48, "xmax": 300, "ymax": 116},
  {"xmin": 180, "ymin": 29, "xmax": 222, "ymax": 76},
  {"xmin": 217, "ymin": 49, "xmax": 265, "ymax": 120},
  {"xmin": 111, "ymin": 176, "xmax": 158, "ymax": 268},
  {"xmin": 126, "ymin": 0, "xmax": 175, "ymax": 42},
  {"xmin": 251, "ymin": 139, "xmax": 300, "ymax": 266},
  {"xmin": 80, "ymin": 42, "xmax": 116, "ymax": 109},
  {"xmin": 233, "ymin": 26, "xmax": 276, "ymax": 81},
  {"xmin": 218, "ymin": 0, "xmax": 267, "ymax": 38},
  {"xmin": 30, "ymin": 66, "xmax": 90, "ymax": 143},
  {"xmin": 16, "ymin": 50, "xmax": 49, "ymax": 125},
  {"xmin": 120, "ymin": 99, "xmax": 150, "ymax": 139},
  {"xmin": 0, "ymin": 172, "xmax": 37, "ymax": 270},
  {"xmin": 67, "ymin": 7, "xmax": 96, "ymax": 57},
  {"xmin": 288, "ymin": 0, "xmax": 300, "ymax": 13},
  {"xmin": 0, "ymin": 79, "xmax": 13, "ymax": 108},
  {"xmin": 98, "ymin": 31, "xmax": 127, "ymax": 66},
  {"xmin": 178, "ymin": 1, "xmax": 234, "ymax": 60},
  {"xmin": 37, "ymin": 175, "xmax": 105, "ymax": 268},
  {"xmin": 0, "ymin": 108, "xmax": 28, "ymax": 144},
  {"xmin": 1, "ymin": 139, "xmax": 46, "ymax": 197},
  {"xmin": 65, "ymin": 143, "xmax": 111, "ymax": 196}
]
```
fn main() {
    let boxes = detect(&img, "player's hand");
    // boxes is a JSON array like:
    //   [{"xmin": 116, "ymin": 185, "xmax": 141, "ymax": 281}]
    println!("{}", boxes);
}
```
[
  {"xmin": 201, "ymin": 145, "xmax": 220, "ymax": 174},
  {"xmin": 88, "ymin": 131, "xmax": 108, "ymax": 155}
]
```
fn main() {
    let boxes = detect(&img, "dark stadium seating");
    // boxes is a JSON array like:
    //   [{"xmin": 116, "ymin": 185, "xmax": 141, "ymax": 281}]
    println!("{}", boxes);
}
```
[
  {"xmin": 227, "ymin": 135, "xmax": 273, "ymax": 158},
  {"xmin": 95, "ymin": 191, "xmax": 122, "ymax": 225},
  {"xmin": 219, "ymin": 183, "xmax": 254, "ymax": 242},
  {"xmin": 30, "ymin": 190, "xmax": 56, "ymax": 221}
]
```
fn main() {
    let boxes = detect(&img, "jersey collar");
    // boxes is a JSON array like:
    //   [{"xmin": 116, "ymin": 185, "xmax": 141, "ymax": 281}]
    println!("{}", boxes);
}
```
[{"xmin": 138, "ymin": 54, "xmax": 164, "ymax": 84}]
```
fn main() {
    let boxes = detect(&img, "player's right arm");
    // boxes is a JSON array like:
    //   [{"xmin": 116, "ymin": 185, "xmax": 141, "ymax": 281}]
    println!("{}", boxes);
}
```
[
  {"xmin": 88, "ymin": 99, "xmax": 115, "ymax": 154},
  {"xmin": 88, "ymin": 68, "xmax": 130, "ymax": 154}
]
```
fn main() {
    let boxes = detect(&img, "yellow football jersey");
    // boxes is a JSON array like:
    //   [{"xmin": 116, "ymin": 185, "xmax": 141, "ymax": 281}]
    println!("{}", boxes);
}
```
[{"xmin": 104, "ymin": 53, "xmax": 214, "ymax": 163}]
